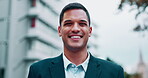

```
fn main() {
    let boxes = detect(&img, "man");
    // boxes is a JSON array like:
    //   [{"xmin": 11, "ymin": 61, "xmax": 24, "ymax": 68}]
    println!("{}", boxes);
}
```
[{"xmin": 28, "ymin": 2, "xmax": 124, "ymax": 78}]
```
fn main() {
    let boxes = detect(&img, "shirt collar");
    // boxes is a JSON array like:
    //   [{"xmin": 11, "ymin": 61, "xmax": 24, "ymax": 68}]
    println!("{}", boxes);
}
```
[{"xmin": 63, "ymin": 52, "xmax": 90, "ymax": 72}]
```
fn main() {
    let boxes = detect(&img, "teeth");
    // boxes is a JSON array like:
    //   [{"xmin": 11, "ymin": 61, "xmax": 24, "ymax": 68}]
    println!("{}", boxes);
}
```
[{"xmin": 71, "ymin": 36, "xmax": 81, "ymax": 38}]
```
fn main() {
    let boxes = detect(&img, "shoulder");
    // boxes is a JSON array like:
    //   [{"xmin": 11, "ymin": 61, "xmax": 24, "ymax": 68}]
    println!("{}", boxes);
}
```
[
  {"xmin": 90, "ymin": 55, "xmax": 124, "ymax": 78},
  {"xmin": 30, "ymin": 54, "xmax": 62, "ymax": 68},
  {"xmin": 91, "ymin": 55, "xmax": 123, "ymax": 71},
  {"xmin": 28, "ymin": 54, "xmax": 63, "ymax": 77}
]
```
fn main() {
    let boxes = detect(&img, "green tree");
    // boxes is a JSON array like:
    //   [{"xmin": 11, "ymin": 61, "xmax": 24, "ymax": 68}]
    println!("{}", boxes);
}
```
[
  {"xmin": 131, "ymin": 73, "xmax": 142, "ymax": 78},
  {"xmin": 124, "ymin": 72, "xmax": 132, "ymax": 78}
]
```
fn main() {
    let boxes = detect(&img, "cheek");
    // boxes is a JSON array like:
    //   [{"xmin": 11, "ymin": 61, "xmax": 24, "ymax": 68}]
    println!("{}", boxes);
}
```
[
  {"xmin": 83, "ymin": 28, "xmax": 90, "ymax": 33},
  {"xmin": 61, "ymin": 29, "xmax": 68, "ymax": 36},
  {"xmin": 63, "ymin": 28, "xmax": 71, "ymax": 33}
]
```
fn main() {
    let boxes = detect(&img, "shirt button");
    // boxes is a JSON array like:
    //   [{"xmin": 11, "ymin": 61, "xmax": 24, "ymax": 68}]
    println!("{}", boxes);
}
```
[
  {"xmin": 71, "ymin": 64, "xmax": 75, "ymax": 68},
  {"xmin": 74, "ymin": 68, "xmax": 78, "ymax": 71}
]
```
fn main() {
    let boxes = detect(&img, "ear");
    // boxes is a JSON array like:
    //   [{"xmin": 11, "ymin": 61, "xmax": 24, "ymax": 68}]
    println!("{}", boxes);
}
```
[
  {"xmin": 58, "ymin": 26, "xmax": 62, "ymax": 37},
  {"xmin": 89, "ymin": 27, "xmax": 92, "ymax": 37}
]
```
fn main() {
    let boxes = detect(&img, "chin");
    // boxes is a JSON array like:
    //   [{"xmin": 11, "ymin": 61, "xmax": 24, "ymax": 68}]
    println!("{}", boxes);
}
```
[
  {"xmin": 70, "ymin": 45, "xmax": 85, "ymax": 49},
  {"xmin": 69, "ymin": 43, "xmax": 82, "ymax": 48}
]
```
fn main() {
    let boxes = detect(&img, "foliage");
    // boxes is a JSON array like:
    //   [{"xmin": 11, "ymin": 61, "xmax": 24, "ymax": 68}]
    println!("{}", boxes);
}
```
[
  {"xmin": 118, "ymin": 0, "xmax": 148, "ymax": 32},
  {"xmin": 131, "ymin": 73, "xmax": 142, "ymax": 78},
  {"xmin": 118, "ymin": 0, "xmax": 148, "ymax": 19},
  {"xmin": 124, "ymin": 72, "xmax": 132, "ymax": 78}
]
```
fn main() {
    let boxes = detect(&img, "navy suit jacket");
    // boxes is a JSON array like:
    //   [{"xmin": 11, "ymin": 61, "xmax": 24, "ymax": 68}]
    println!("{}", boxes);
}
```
[{"xmin": 28, "ymin": 54, "xmax": 124, "ymax": 78}]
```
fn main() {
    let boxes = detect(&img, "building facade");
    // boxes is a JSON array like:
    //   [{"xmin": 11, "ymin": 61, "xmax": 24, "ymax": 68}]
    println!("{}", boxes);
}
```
[{"xmin": 0, "ymin": 0, "xmax": 99, "ymax": 78}]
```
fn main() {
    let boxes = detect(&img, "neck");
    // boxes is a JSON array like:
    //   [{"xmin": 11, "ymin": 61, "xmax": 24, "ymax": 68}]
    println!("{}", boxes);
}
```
[{"xmin": 64, "ymin": 47, "xmax": 88, "ymax": 66}]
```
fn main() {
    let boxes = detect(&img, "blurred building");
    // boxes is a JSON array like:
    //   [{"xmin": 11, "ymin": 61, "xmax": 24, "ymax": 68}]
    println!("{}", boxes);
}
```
[
  {"xmin": 135, "ymin": 50, "xmax": 148, "ymax": 78},
  {"xmin": 0, "ymin": 0, "xmax": 99, "ymax": 78}
]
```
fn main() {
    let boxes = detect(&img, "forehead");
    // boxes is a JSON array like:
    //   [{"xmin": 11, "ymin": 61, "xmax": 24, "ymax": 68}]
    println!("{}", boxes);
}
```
[{"xmin": 62, "ymin": 9, "xmax": 88, "ymax": 22}]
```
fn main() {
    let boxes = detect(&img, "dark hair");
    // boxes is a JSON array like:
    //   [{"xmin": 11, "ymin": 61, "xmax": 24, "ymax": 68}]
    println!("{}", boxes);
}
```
[{"xmin": 59, "ymin": 2, "xmax": 91, "ymax": 26}]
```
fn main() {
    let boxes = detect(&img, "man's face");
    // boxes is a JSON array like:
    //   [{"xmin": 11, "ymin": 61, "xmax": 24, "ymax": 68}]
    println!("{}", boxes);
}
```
[{"xmin": 58, "ymin": 9, "xmax": 92, "ymax": 51}]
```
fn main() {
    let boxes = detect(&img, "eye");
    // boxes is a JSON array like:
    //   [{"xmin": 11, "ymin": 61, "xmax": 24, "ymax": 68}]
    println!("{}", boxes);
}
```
[
  {"xmin": 64, "ymin": 23, "xmax": 72, "ymax": 26},
  {"xmin": 79, "ymin": 23, "xmax": 87, "ymax": 26}
]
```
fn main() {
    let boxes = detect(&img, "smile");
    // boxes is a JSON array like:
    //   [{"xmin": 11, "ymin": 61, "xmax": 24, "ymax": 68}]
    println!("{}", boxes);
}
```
[
  {"xmin": 68, "ymin": 35, "xmax": 83, "ymax": 39},
  {"xmin": 71, "ymin": 36, "xmax": 81, "ymax": 38}
]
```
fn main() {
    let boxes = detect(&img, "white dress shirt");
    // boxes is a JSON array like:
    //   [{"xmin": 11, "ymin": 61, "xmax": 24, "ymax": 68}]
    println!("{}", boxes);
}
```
[{"xmin": 63, "ymin": 53, "xmax": 90, "ymax": 78}]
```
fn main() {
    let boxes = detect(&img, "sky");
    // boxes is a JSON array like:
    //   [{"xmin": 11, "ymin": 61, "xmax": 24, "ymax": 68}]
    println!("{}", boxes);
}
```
[{"xmin": 75, "ymin": 0, "xmax": 148, "ymax": 73}]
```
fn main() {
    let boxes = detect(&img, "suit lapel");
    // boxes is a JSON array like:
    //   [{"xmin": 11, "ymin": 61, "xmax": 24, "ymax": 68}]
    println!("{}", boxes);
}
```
[
  {"xmin": 49, "ymin": 54, "xmax": 65, "ymax": 78},
  {"xmin": 85, "ymin": 55, "xmax": 102, "ymax": 78}
]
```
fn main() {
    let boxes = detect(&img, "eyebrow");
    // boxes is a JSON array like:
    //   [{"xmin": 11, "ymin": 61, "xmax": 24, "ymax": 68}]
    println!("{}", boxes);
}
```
[
  {"xmin": 64, "ymin": 20, "xmax": 88, "ymax": 23},
  {"xmin": 63, "ymin": 20, "xmax": 72, "ymax": 23},
  {"xmin": 80, "ymin": 20, "xmax": 88, "ymax": 23}
]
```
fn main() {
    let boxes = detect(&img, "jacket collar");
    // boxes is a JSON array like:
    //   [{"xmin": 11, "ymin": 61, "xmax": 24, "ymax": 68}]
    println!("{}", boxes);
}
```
[
  {"xmin": 49, "ymin": 54, "xmax": 65, "ymax": 78},
  {"xmin": 85, "ymin": 54, "xmax": 102, "ymax": 78}
]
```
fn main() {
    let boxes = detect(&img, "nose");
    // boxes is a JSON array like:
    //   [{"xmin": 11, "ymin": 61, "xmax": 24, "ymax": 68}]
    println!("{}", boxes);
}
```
[{"xmin": 71, "ymin": 23, "xmax": 80, "ymax": 33}]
